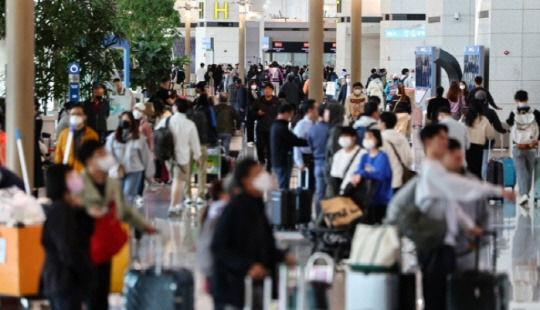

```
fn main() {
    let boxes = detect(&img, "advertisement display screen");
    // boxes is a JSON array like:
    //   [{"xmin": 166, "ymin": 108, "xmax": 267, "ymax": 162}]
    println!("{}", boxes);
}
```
[
  {"xmin": 463, "ymin": 46, "xmax": 484, "ymax": 91},
  {"xmin": 415, "ymin": 46, "xmax": 435, "ymax": 89}
]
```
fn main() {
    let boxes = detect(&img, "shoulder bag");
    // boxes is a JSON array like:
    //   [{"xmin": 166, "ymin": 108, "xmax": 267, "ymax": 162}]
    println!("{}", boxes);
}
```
[{"xmin": 386, "ymin": 140, "xmax": 416, "ymax": 184}]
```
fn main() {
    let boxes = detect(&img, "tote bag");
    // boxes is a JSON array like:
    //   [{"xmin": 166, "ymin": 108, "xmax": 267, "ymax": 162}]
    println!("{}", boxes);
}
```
[{"xmin": 347, "ymin": 224, "xmax": 400, "ymax": 272}]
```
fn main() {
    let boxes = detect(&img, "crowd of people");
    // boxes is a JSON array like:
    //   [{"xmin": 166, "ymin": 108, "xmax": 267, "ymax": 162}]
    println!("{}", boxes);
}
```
[{"xmin": 32, "ymin": 59, "xmax": 538, "ymax": 310}]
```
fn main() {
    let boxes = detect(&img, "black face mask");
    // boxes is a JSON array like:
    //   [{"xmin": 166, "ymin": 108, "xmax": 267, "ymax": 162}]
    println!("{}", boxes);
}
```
[
  {"xmin": 95, "ymin": 95, "xmax": 103, "ymax": 101},
  {"xmin": 120, "ymin": 120, "xmax": 130, "ymax": 129}
]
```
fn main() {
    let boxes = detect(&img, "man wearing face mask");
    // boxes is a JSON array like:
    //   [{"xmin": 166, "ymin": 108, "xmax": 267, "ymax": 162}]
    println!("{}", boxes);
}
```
[
  {"xmin": 337, "ymin": 74, "xmax": 351, "ymax": 106},
  {"xmin": 55, "ymin": 103, "xmax": 99, "ymax": 173},
  {"xmin": 254, "ymin": 83, "xmax": 281, "ymax": 172},
  {"xmin": 77, "ymin": 140, "xmax": 156, "ymax": 310},
  {"xmin": 270, "ymin": 103, "xmax": 308, "ymax": 189},
  {"xmin": 83, "ymin": 85, "xmax": 110, "ymax": 142},
  {"xmin": 211, "ymin": 159, "xmax": 295, "ymax": 310},
  {"xmin": 293, "ymin": 100, "xmax": 317, "ymax": 191},
  {"xmin": 345, "ymin": 82, "xmax": 367, "ymax": 123}
]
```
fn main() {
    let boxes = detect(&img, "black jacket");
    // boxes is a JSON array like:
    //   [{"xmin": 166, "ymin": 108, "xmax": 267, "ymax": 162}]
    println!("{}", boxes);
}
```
[
  {"xmin": 482, "ymin": 106, "xmax": 508, "ymax": 148},
  {"xmin": 188, "ymin": 95, "xmax": 218, "ymax": 145},
  {"xmin": 338, "ymin": 84, "xmax": 349, "ymax": 105},
  {"xmin": 41, "ymin": 200, "xmax": 94, "ymax": 296},
  {"xmin": 427, "ymin": 96, "xmax": 450, "ymax": 122},
  {"xmin": 253, "ymin": 96, "xmax": 280, "ymax": 132},
  {"xmin": 270, "ymin": 119, "xmax": 308, "ymax": 168},
  {"xmin": 390, "ymin": 95, "xmax": 412, "ymax": 114},
  {"xmin": 469, "ymin": 87, "xmax": 498, "ymax": 110},
  {"xmin": 211, "ymin": 192, "xmax": 285, "ymax": 307},
  {"xmin": 83, "ymin": 99, "xmax": 110, "ymax": 132},
  {"xmin": 280, "ymin": 81, "xmax": 303, "ymax": 107}
]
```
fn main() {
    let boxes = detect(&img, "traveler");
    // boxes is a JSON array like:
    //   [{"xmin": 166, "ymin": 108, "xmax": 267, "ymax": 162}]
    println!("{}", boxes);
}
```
[
  {"xmin": 227, "ymin": 78, "xmax": 240, "ymax": 107},
  {"xmin": 254, "ymin": 83, "xmax": 281, "ymax": 172},
  {"xmin": 77, "ymin": 140, "xmax": 155, "ymax": 310},
  {"xmin": 133, "ymin": 102, "xmax": 154, "ymax": 153},
  {"xmin": 214, "ymin": 92, "xmax": 242, "ymax": 155},
  {"xmin": 464, "ymin": 100, "xmax": 495, "ymax": 179},
  {"xmin": 293, "ymin": 100, "xmax": 317, "ymax": 191},
  {"xmin": 196, "ymin": 63, "xmax": 207, "ymax": 83},
  {"xmin": 236, "ymin": 79, "xmax": 247, "ymax": 119},
  {"xmin": 155, "ymin": 77, "xmax": 174, "ymax": 106},
  {"xmin": 380, "ymin": 112, "xmax": 413, "ymax": 192},
  {"xmin": 389, "ymin": 84, "xmax": 412, "ymax": 137},
  {"xmin": 468, "ymin": 76, "xmax": 502, "ymax": 110},
  {"xmin": 365, "ymin": 68, "xmax": 378, "ymax": 89},
  {"xmin": 214, "ymin": 65, "xmax": 224, "ymax": 94},
  {"xmin": 112, "ymin": 78, "xmax": 136, "ymax": 109},
  {"xmin": 211, "ymin": 159, "xmax": 295, "ymax": 310},
  {"xmin": 330, "ymin": 126, "xmax": 365, "ymax": 194},
  {"xmin": 105, "ymin": 112, "xmax": 155, "ymax": 204},
  {"xmin": 55, "ymin": 101, "xmax": 74, "ymax": 138},
  {"xmin": 506, "ymin": 90, "xmax": 540, "ymax": 207},
  {"xmin": 83, "ymin": 84, "xmax": 110, "ymax": 141},
  {"xmin": 270, "ymin": 103, "xmax": 308, "ymax": 189},
  {"xmin": 281, "ymin": 75, "xmax": 304, "ymax": 109},
  {"xmin": 246, "ymin": 81, "xmax": 260, "ymax": 145},
  {"xmin": 350, "ymin": 129, "xmax": 393, "ymax": 224},
  {"xmin": 151, "ymin": 97, "xmax": 172, "ymax": 127},
  {"xmin": 337, "ymin": 74, "xmax": 351, "ymax": 105},
  {"xmin": 379, "ymin": 69, "xmax": 388, "ymax": 87},
  {"xmin": 307, "ymin": 105, "xmax": 330, "ymax": 215},
  {"xmin": 384, "ymin": 74, "xmax": 399, "ymax": 107},
  {"xmin": 438, "ymin": 106, "xmax": 470, "ymax": 158},
  {"xmin": 400, "ymin": 68, "xmax": 413, "ymax": 88},
  {"xmin": 345, "ymin": 82, "xmax": 367, "ymax": 123},
  {"xmin": 41, "ymin": 164, "xmax": 93, "ymax": 310},
  {"xmin": 55, "ymin": 103, "xmax": 99, "ymax": 173},
  {"xmin": 426, "ymin": 86, "xmax": 450, "ymax": 123},
  {"xmin": 366, "ymin": 75, "xmax": 385, "ymax": 104},
  {"xmin": 185, "ymin": 82, "xmax": 218, "ymax": 205},
  {"xmin": 223, "ymin": 69, "xmax": 234, "ymax": 91},
  {"xmin": 156, "ymin": 98, "xmax": 201, "ymax": 212},
  {"xmin": 269, "ymin": 61, "xmax": 284, "ymax": 95},
  {"xmin": 446, "ymin": 81, "xmax": 466, "ymax": 120},
  {"xmin": 415, "ymin": 124, "xmax": 514, "ymax": 310},
  {"xmin": 34, "ymin": 102, "xmax": 45, "ymax": 193},
  {"xmin": 324, "ymin": 103, "xmax": 346, "ymax": 197},
  {"xmin": 459, "ymin": 81, "xmax": 469, "ymax": 105},
  {"xmin": 352, "ymin": 100, "xmax": 379, "ymax": 147},
  {"xmin": 326, "ymin": 67, "xmax": 338, "ymax": 82}
]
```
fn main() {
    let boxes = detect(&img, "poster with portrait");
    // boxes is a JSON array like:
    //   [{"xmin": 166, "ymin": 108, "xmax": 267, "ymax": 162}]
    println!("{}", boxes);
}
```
[
  {"xmin": 463, "ymin": 46, "xmax": 484, "ymax": 91},
  {"xmin": 415, "ymin": 46, "xmax": 435, "ymax": 90}
]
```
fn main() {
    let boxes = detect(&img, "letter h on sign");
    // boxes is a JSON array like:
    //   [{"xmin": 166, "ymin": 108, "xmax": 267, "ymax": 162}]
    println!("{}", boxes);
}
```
[{"xmin": 214, "ymin": 1, "xmax": 228, "ymax": 19}]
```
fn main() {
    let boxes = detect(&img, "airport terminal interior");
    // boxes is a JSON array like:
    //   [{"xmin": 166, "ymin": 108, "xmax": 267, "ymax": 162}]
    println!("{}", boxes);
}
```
[{"xmin": 0, "ymin": 0, "xmax": 539, "ymax": 309}]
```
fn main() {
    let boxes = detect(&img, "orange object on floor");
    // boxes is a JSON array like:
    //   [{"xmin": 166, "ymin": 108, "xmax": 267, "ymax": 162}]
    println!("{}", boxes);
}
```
[
  {"xmin": 0, "ymin": 225, "xmax": 45, "ymax": 296},
  {"xmin": 109, "ymin": 223, "xmax": 130, "ymax": 293}
]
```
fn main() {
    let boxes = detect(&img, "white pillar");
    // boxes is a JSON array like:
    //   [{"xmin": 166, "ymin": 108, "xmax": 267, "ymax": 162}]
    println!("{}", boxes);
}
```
[
  {"xmin": 308, "ymin": 0, "xmax": 324, "ymax": 104},
  {"xmin": 6, "ymin": 0, "xmax": 35, "ymax": 186}
]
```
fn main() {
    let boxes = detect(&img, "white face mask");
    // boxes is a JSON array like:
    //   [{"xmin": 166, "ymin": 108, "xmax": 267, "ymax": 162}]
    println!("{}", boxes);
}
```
[
  {"xmin": 362, "ymin": 139, "xmax": 376, "ymax": 150},
  {"xmin": 518, "ymin": 101, "xmax": 528, "ymax": 107},
  {"xmin": 69, "ymin": 115, "xmax": 83, "ymax": 126},
  {"xmin": 132, "ymin": 110, "xmax": 143, "ymax": 120},
  {"xmin": 459, "ymin": 85, "xmax": 466, "ymax": 90},
  {"xmin": 252, "ymin": 171, "xmax": 274, "ymax": 193},
  {"xmin": 251, "ymin": 85, "xmax": 257, "ymax": 90},
  {"xmin": 97, "ymin": 154, "xmax": 117, "ymax": 172},
  {"xmin": 354, "ymin": 89, "xmax": 362, "ymax": 95},
  {"xmin": 338, "ymin": 137, "xmax": 353, "ymax": 149},
  {"xmin": 346, "ymin": 78, "xmax": 351, "ymax": 84}
]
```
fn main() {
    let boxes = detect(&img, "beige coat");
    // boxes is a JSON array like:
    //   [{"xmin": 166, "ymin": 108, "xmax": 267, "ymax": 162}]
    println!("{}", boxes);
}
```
[{"xmin": 466, "ymin": 116, "xmax": 495, "ymax": 145}]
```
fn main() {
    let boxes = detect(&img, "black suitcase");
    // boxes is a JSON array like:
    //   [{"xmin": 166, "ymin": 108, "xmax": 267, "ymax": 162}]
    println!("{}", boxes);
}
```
[
  {"xmin": 123, "ymin": 237, "xmax": 195, "ymax": 310},
  {"xmin": 399, "ymin": 273, "xmax": 417, "ymax": 310},
  {"xmin": 447, "ymin": 231, "xmax": 510, "ymax": 310},
  {"xmin": 294, "ymin": 188, "xmax": 312, "ymax": 225},
  {"xmin": 269, "ymin": 189, "xmax": 296, "ymax": 229}
]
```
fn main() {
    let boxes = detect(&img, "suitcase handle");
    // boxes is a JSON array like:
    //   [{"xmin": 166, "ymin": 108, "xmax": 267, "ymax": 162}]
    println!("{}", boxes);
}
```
[
  {"xmin": 244, "ymin": 276, "xmax": 272, "ymax": 310},
  {"xmin": 474, "ymin": 230, "xmax": 497, "ymax": 273}
]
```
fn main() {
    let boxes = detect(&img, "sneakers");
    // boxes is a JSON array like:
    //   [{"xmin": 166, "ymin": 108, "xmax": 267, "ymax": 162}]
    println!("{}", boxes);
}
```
[
  {"xmin": 196, "ymin": 197, "xmax": 206, "ymax": 205},
  {"xmin": 518, "ymin": 194, "xmax": 529, "ymax": 208},
  {"xmin": 247, "ymin": 142, "xmax": 255, "ymax": 147},
  {"xmin": 135, "ymin": 196, "xmax": 145, "ymax": 207}
]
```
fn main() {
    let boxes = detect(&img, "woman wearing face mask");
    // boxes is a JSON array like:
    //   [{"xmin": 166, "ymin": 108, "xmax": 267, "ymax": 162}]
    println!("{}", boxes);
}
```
[
  {"xmin": 105, "ymin": 112, "xmax": 155, "ymax": 204},
  {"xmin": 246, "ymin": 80, "xmax": 260, "ymax": 145},
  {"xmin": 460, "ymin": 81, "xmax": 470, "ymax": 104},
  {"xmin": 447, "ymin": 81, "xmax": 467, "ymax": 120},
  {"xmin": 329, "ymin": 127, "xmax": 366, "ymax": 194},
  {"xmin": 211, "ymin": 159, "xmax": 295, "ymax": 310},
  {"xmin": 390, "ymin": 84, "xmax": 412, "ymax": 137},
  {"xmin": 345, "ymin": 82, "xmax": 368, "ymax": 124},
  {"xmin": 350, "ymin": 129, "xmax": 393, "ymax": 224},
  {"xmin": 133, "ymin": 103, "xmax": 154, "ymax": 153},
  {"xmin": 41, "ymin": 164, "xmax": 94, "ymax": 310}
]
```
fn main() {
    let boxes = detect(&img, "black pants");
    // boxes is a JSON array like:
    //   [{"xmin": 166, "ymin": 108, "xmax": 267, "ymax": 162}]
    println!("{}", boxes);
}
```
[
  {"xmin": 466, "ymin": 143, "xmax": 484, "ymax": 180},
  {"xmin": 418, "ymin": 246, "xmax": 456, "ymax": 310},
  {"xmin": 246, "ymin": 115, "xmax": 255, "ymax": 142},
  {"xmin": 299, "ymin": 154, "xmax": 315, "ymax": 192},
  {"xmin": 255, "ymin": 131, "xmax": 271, "ymax": 172},
  {"xmin": 49, "ymin": 292, "xmax": 84, "ymax": 310},
  {"xmin": 365, "ymin": 204, "xmax": 387, "ymax": 225},
  {"xmin": 86, "ymin": 260, "xmax": 111, "ymax": 310}
]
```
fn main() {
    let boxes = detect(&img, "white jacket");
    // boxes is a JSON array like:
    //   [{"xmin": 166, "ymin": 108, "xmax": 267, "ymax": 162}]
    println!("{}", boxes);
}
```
[
  {"xmin": 381, "ymin": 129, "xmax": 413, "ymax": 188},
  {"xmin": 156, "ymin": 112, "xmax": 201, "ymax": 165},
  {"xmin": 367, "ymin": 78, "xmax": 385, "ymax": 103}
]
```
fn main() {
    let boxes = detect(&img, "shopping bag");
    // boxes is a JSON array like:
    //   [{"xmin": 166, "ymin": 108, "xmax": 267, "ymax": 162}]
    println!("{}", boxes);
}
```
[
  {"xmin": 320, "ymin": 197, "xmax": 362, "ymax": 227},
  {"xmin": 347, "ymin": 224, "xmax": 400, "ymax": 272}
]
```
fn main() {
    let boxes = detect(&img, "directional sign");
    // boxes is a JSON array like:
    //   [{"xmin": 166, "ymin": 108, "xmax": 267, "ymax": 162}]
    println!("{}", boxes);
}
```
[{"xmin": 68, "ymin": 62, "xmax": 80, "ymax": 102}]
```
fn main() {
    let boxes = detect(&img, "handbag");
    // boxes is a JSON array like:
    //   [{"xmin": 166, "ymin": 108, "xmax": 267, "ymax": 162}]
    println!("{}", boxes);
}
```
[
  {"xmin": 320, "ymin": 197, "xmax": 362, "ymax": 228},
  {"xmin": 386, "ymin": 140, "xmax": 416, "ymax": 185},
  {"xmin": 90, "ymin": 200, "xmax": 128, "ymax": 264},
  {"xmin": 347, "ymin": 224, "xmax": 400, "ymax": 272},
  {"xmin": 343, "ymin": 178, "xmax": 380, "ymax": 211}
]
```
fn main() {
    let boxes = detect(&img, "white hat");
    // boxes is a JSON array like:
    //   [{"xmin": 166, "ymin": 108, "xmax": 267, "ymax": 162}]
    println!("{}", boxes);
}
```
[{"xmin": 134, "ymin": 102, "xmax": 146, "ymax": 111}]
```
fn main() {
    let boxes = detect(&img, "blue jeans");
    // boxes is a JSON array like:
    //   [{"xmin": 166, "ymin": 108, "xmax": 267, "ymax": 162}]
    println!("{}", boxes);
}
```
[
  {"xmin": 122, "ymin": 171, "xmax": 144, "ymax": 204},
  {"xmin": 273, "ymin": 166, "xmax": 292, "ymax": 190},
  {"xmin": 481, "ymin": 149, "xmax": 489, "ymax": 181},
  {"xmin": 219, "ymin": 133, "xmax": 233, "ymax": 155},
  {"xmin": 314, "ymin": 163, "xmax": 326, "ymax": 216},
  {"xmin": 513, "ymin": 147, "xmax": 536, "ymax": 195}
]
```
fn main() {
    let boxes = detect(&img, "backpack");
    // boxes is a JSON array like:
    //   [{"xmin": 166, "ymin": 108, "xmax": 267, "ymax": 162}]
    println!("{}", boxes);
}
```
[
  {"xmin": 355, "ymin": 122, "xmax": 377, "ymax": 146},
  {"xmin": 153, "ymin": 117, "xmax": 175, "ymax": 161},
  {"xmin": 511, "ymin": 109, "xmax": 539, "ymax": 145},
  {"xmin": 260, "ymin": 70, "xmax": 270, "ymax": 83}
]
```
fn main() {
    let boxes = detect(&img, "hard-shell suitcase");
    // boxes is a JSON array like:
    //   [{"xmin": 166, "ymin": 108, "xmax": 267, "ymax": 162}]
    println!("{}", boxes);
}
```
[
  {"xmin": 295, "ymin": 169, "xmax": 312, "ymax": 225},
  {"xmin": 487, "ymin": 158, "xmax": 515, "ymax": 188},
  {"xmin": 345, "ymin": 271, "xmax": 399, "ymax": 310},
  {"xmin": 269, "ymin": 190, "xmax": 296, "ymax": 229},
  {"xmin": 499, "ymin": 157, "xmax": 516, "ymax": 188},
  {"xmin": 447, "ymin": 231, "xmax": 510, "ymax": 310}
]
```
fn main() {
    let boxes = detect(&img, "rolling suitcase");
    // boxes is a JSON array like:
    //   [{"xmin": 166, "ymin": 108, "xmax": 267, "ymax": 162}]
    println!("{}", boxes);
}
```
[
  {"xmin": 534, "ymin": 158, "xmax": 540, "ymax": 206},
  {"xmin": 295, "ymin": 169, "xmax": 312, "ymax": 225},
  {"xmin": 123, "ymin": 236, "xmax": 195, "ymax": 310},
  {"xmin": 269, "ymin": 189, "xmax": 296, "ymax": 229},
  {"xmin": 447, "ymin": 231, "xmax": 510, "ymax": 310}
]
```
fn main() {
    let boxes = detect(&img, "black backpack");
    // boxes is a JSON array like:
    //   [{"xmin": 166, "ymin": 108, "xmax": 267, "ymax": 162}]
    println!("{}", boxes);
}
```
[
  {"xmin": 260, "ymin": 70, "xmax": 270, "ymax": 83},
  {"xmin": 153, "ymin": 117, "xmax": 174, "ymax": 161}
]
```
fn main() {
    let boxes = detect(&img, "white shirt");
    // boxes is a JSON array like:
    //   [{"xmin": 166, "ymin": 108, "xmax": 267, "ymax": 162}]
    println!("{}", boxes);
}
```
[
  {"xmin": 114, "ymin": 87, "xmax": 136, "ymax": 109},
  {"xmin": 196, "ymin": 68, "xmax": 206, "ymax": 83},
  {"xmin": 156, "ymin": 112, "xmax": 201, "ymax": 165},
  {"xmin": 381, "ymin": 129, "xmax": 413, "ymax": 188},
  {"xmin": 415, "ymin": 159, "xmax": 502, "ymax": 246},
  {"xmin": 292, "ymin": 116, "xmax": 314, "ymax": 165},
  {"xmin": 329, "ymin": 146, "xmax": 366, "ymax": 193}
]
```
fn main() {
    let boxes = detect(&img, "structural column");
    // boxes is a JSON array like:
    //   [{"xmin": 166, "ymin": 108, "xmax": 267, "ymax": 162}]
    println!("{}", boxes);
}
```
[
  {"xmin": 184, "ymin": 12, "xmax": 192, "ymax": 83},
  {"xmin": 238, "ymin": 7, "xmax": 246, "ymax": 81},
  {"xmin": 6, "ymin": 0, "xmax": 35, "ymax": 187},
  {"xmin": 350, "ymin": 0, "xmax": 362, "ymax": 85},
  {"xmin": 308, "ymin": 0, "xmax": 324, "ymax": 104}
]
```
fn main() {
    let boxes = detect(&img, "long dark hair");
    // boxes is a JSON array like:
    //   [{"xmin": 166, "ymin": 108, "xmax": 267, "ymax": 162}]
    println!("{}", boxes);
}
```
[
  {"xmin": 465, "ymin": 99, "xmax": 484, "ymax": 127},
  {"xmin": 115, "ymin": 112, "xmax": 139, "ymax": 142},
  {"xmin": 447, "ymin": 81, "xmax": 461, "ymax": 102},
  {"xmin": 151, "ymin": 97, "xmax": 166, "ymax": 118},
  {"xmin": 46, "ymin": 164, "xmax": 73, "ymax": 201}
]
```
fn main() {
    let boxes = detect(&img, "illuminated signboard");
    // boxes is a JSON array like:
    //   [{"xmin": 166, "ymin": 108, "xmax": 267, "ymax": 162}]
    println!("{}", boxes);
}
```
[{"xmin": 385, "ymin": 28, "xmax": 426, "ymax": 39}]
